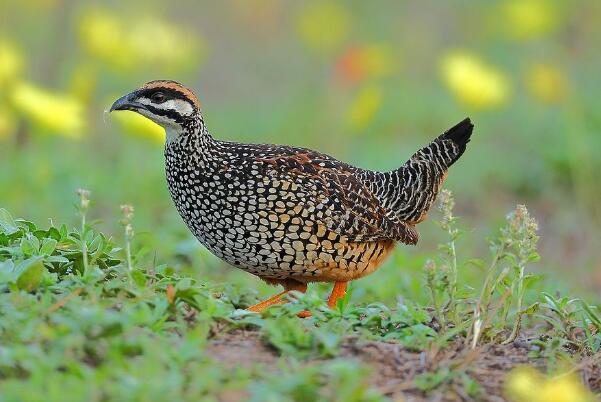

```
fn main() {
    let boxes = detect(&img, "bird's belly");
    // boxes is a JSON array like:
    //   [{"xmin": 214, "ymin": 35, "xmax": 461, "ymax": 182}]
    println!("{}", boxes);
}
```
[
  {"xmin": 167, "ymin": 170, "xmax": 395, "ymax": 281},
  {"xmin": 177, "ymin": 201, "xmax": 394, "ymax": 281}
]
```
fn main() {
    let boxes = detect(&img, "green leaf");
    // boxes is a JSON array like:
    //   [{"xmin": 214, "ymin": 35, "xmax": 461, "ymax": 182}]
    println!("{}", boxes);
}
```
[
  {"xmin": 59, "ymin": 224, "xmax": 68, "ymax": 238},
  {"xmin": 40, "ymin": 238, "xmax": 58, "ymax": 256},
  {"xmin": 522, "ymin": 274, "xmax": 541, "ymax": 289},
  {"xmin": 46, "ymin": 255, "xmax": 69, "ymax": 263},
  {"xmin": 89, "ymin": 234, "xmax": 103, "ymax": 253},
  {"xmin": 176, "ymin": 278, "xmax": 193, "ymax": 291},
  {"xmin": 33, "ymin": 229, "xmax": 48, "ymax": 240},
  {"xmin": 0, "ymin": 232, "xmax": 9, "ymax": 246},
  {"xmin": 528, "ymin": 252, "xmax": 541, "ymax": 262},
  {"xmin": 15, "ymin": 219, "xmax": 37, "ymax": 232},
  {"xmin": 15, "ymin": 257, "xmax": 45, "ymax": 292},
  {"xmin": 131, "ymin": 269, "xmax": 147, "ymax": 287},
  {"xmin": 520, "ymin": 302, "xmax": 540, "ymax": 315},
  {"xmin": 581, "ymin": 302, "xmax": 601, "ymax": 330},
  {"xmin": 20, "ymin": 234, "xmax": 40, "ymax": 256},
  {"xmin": 0, "ymin": 208, "xmax": 19, "ymax": 235},
  {"xmin": 0, "ymin": 260, "xmax": 17, "ymax": 284},
  {"xmin": 48, "ymin": 226, "xmax": 62, "ymax": 241}
]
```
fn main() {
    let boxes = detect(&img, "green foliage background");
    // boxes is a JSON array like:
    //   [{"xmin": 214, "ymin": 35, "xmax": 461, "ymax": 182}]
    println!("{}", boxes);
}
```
[{"xmin": 1, "ymin": 0, "xmax": 600, "ymax": 302}]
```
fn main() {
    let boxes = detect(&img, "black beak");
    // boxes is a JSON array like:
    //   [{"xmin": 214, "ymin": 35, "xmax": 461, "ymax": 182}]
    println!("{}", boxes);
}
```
[{"xmin": 109, "ymin": 92, "xmax": 145, "ymax": 112}]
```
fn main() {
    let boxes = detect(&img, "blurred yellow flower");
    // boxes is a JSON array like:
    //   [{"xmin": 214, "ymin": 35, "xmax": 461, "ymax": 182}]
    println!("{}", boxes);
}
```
[
  {"xmin": 525, "ymin": 63, "xmax": 567, "ymax": 104},
  {"xmin": 11, "ymin": 82, "xmax": 85, "ymax": 137},
  {"xmin": 296, "ymin": 1, "xmax": 350, "ymax": 52},
  {"xmin": 441, "ymin": 51, "xmax": 511, "ymax": 109},
  {"xmin": 79, "ymin": 9, "xmax": 204, "ymax": 72},
  {"xmin": 0, "ymin": 39, "xmax": 24, "ymax": 88},
  {"xmin": 346, "ymin": 84, "xmax": 382, "ymax": 132},
  {"xmin": 505, "ymin": 367, "xmax": 595, "ymax": 402},
  {"xmin": 79, "ymin": 10, "xmax": 129, "ymax": 69},
  {"xmin": 111, "ymin": 110, "xmax": 165, "ymax": 144},
  {"xmin": 129, "ymin": 17, "xmax": 201, "ymax": 68},
  {"xmin": 336, "ymin": 44, "xmax": 395, "ymax": 83},
  {"xmin": 501, "ymin": 0, "xmax": 560, "ymax": 40}
]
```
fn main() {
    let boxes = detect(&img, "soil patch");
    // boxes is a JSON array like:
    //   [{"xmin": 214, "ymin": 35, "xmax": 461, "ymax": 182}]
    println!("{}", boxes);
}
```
[{"xmin": 205, "ymin": 331, "xmax": 600, "ymax": 401}]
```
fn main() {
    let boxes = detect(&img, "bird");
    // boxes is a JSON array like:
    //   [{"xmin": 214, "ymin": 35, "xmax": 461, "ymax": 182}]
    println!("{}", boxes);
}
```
[{"xmin": 110, "ymin": 80, "xmax": 474, "ymax": 315}]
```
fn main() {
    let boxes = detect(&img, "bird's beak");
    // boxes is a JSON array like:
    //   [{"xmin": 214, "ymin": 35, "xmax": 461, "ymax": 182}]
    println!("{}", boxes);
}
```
[{"xmin": 109, "ymin": 92, "xmax": 145, "ymax": 113}]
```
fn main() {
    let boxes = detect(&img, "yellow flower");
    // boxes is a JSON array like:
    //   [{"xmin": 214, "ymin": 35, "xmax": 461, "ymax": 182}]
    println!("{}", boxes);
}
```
[
  {"xmin": 79, "ymin": 10, "xmax": 131, "ymax": 70},
  {"xmin": 11, "ymin": 81, "xmax": 85, "ymax": 137},
  {"xmin": 79, "ymin": 9, "xmax": 205, "ymax": 72},
  {"xmin": 130, "ymin": 17, "xmax": 202, "ymax": 68},
  {"xmin": 525, "ymin": 63, "xmax": 567, "ymax": 104},
  {"xmin": 501, "ymin": 0, "xmax": 560, "ymax": 40},
  {"xmin": 296, "ymin": 1, "xmax": 350, "ymax": 52},
  {"xmin": 0, "ymin": 39, "xmax": 24, "ymax": 88},
  {"xmin": 111, "ymin": 110, "xmax": 165, "ymax": 144},
  {"xmin": 440, "ymin": 51, "xmax": 511, "ymax": 109},
  {"xmin": 346, "ymin": 84, "xmax": 382, "ymax": 132},
  {"xmin": 505, "ymin": 367, "xmax": 595, "ymax": 402}
]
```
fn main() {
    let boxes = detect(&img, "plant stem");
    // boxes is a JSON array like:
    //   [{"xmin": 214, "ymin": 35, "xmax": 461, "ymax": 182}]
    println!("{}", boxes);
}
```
[
  {"xmin": 120, "ymin": 205, "xmax": 135, "ymax": 275},
  {"xmin": 77, "ymin": 189, "xmax": 90, "ymax": 273},
  {"xmin": 81, "ymin": 212, "xmax": 88, "ymax": 273},
  {"xmin": 503, "ymin": 265, "xmax": 525, "ymax": 344},
  {"xmin": 447, "ymin": 232, "xmax": 458, "ymax": 323},
  {"xmin": 430, "ymin": 284, "xmax": 446, "ymax": 331},
  {"xmin": 125, "ymin": 236, "xmax": 132, "ymax": 272},
  {"xmin": 472, "ymin": 249, "xmax": 503, "ymax": 348}
]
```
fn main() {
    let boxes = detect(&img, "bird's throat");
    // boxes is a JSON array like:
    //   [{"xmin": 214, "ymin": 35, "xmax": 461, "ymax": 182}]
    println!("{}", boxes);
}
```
[{"xmin": 165, "ymin": 126, "xmax": 182, "ymax": 144}]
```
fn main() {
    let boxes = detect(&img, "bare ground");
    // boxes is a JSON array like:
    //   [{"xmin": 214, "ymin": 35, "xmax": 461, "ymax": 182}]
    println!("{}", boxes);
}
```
[{"xmin": 206, "ymin": 331, "xmax": 601, "ymax": 402}]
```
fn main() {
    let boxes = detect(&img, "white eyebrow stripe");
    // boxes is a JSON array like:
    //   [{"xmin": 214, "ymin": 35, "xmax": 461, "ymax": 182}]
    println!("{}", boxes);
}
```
[
  {"xmin": 168, "ymin": 99, "xmax": 194, "ymax": 116},
  {"xmin": 138, "ymin": 98, "xmax": 194, "ymax": 116}
]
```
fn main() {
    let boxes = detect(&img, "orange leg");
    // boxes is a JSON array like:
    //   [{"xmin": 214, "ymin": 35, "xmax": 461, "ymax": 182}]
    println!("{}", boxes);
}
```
[
  {"xmin": 296, "ymin": 281, "xmax": 348, "ymax": 318},
  {"xmin": 327, "ymin": 281, "xmax": 348, "ymax": 309},
  {"xmin": 246, "ymin": 282, "xmax": 307, "ymax": 313}
]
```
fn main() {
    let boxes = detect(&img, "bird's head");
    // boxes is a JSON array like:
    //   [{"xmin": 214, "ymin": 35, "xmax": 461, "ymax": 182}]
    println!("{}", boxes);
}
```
[{"xmin": 110, "ymin": 80, "xmax": 202, "ymax": 141}]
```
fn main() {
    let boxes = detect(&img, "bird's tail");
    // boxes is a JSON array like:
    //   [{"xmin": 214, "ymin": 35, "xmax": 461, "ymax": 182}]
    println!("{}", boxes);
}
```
[
  {"xmin": 431, "ymin": 117, "xmax": 474, "ymax": 169},
  {"xmin": 383, "ymin": 118, "xmax": 474, "ymax": 224}
]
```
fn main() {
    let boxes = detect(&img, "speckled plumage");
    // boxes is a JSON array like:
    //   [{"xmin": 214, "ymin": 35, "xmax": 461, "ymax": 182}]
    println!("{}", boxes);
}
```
[{"xmin": 112, "ymin": 81, "xmax": 474, "ymax": 290}]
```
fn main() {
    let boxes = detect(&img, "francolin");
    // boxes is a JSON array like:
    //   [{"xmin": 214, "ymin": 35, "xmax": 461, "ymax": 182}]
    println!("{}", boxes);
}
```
[{"xmin": 111, "ymin": 80, "xmax": 474, "ymax": 316}]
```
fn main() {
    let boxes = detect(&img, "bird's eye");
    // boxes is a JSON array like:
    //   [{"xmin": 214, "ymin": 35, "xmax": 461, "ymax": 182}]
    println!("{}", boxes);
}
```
[{"xmin": 151, "ymin": 92, "xmax": 166, "ymax": 103}]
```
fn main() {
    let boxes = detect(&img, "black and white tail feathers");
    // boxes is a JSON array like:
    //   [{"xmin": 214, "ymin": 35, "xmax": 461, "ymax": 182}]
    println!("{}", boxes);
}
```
[
  {"xmin": 407, "ymin": 117, "xmax": 474, "ymax": 171},
  {"xmin": 376, "ymin": 118, "xmax": 474, "ymax": 225},
  {"xmin": 435, "ymin": 117, "xmax": 473, "ymax": 166}
]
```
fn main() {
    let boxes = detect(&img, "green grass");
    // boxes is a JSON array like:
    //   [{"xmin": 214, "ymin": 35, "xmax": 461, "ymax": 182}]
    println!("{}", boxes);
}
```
[{"xmin": 1, "ymin": 191, "xmax": 599, "ymax": 401}]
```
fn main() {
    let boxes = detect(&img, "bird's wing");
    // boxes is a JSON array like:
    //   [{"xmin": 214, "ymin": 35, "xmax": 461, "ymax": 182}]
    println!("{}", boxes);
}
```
[{"xmin": 251, "ymin": 148, "xmax": 418, "ymax": 245}]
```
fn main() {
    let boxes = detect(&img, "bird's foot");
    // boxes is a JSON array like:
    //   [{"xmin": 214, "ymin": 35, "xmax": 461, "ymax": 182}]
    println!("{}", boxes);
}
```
[
  {"xmin": 246, "ymin": 290, "xmax": 288, "ymax": 312},
  {"xmin": 296, "ymin": 281, "xmax": 348, "ymax": 318},
  {"xmin": 246, "ymin": 282, "xmax": 308, "ymax": 313},
  {"xmin": 327, "ymin": 281, "xmax": 348, "ymax": 309}
]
